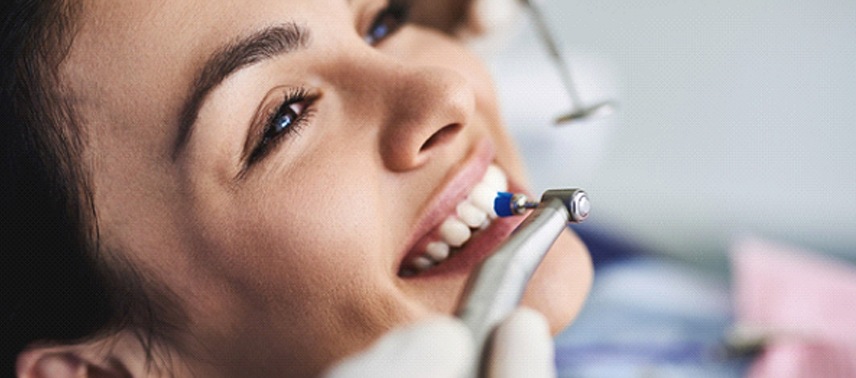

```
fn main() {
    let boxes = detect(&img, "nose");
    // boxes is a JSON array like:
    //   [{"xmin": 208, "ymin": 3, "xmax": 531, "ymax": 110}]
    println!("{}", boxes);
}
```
[{"xmin": 378, "ymin": 67, "xmax": 475, "ymax": 172}]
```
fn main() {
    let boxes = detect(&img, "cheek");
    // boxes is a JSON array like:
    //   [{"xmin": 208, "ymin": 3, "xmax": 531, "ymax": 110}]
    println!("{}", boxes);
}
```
[
  {"xmin": 522, "ymin": 229, "xmax": 593, "ymax": 334},
  {"xmin": 220, "ymin": 138, "xmax": 412, "ymax": 308},
  {"xmin": 234, "ymin": 160, "xmax": 385, "ymax": 289},
  {"xmin": 193, "ymin": 154, "xmax": 427, "ymax": 367}
]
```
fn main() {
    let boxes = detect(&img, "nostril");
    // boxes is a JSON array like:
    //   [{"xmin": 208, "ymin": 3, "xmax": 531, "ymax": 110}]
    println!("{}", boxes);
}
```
[{"xmin": 420, "ymin": 123, "xmax": 462, "ymax": 152}]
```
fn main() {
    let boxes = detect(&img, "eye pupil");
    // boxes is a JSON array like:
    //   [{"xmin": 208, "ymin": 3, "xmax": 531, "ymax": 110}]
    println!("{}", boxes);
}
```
[
  {"xmin": 274, "ymin": 110, "xmax": 295, "ymax": 133},
  {"xmin": 265, "ymin": 104, "xmax": 299, "ymax": 142},
  {"xmin": 366, "ymin": 4, "xmax": 409, "ymax": 45},
  {"xmin": 372, "ymin": 23, "xmax": 390, "ymax": 41}
]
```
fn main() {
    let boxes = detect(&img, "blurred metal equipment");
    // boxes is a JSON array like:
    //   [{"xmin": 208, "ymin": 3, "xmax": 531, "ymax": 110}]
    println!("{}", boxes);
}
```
[{"xmin": 520, "ymin": 0, "xmax": 618, "ymax": 124}]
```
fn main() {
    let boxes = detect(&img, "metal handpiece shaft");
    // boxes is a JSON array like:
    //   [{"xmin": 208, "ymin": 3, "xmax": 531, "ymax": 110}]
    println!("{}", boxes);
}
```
[{"xmin": 456, "ymin": 197, "xmax": 571, "ymax": 374}]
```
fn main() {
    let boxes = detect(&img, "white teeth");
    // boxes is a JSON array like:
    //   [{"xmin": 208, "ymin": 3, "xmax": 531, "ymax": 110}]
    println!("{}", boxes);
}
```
[
  {"xmin": 456, "ymin": 201, "xmax": 488, "ymax": 228},
  {"xmin": 468, "ymin": 183, "xmax": 499, "ymax": 218},
  {"xmin": 412, "ymin": 256, "xmax": 434, "ymax": 271},
  {"xmin": 439, "ymin": 217, "xmax": 472, "ymax": 247},
  {"xmin": 426, "ymin": 241, "xmax": 450, "ymax": 262},
  {"xmin": 403, "ymin": 164, "xmax": 512, "ymax": 276},
  {"xmin": 483, "ymin": 164, "xmax": 508, "ymax": 192}
]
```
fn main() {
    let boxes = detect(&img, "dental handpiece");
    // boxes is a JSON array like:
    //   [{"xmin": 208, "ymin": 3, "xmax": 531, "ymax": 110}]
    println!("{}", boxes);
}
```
[{"xmin": 455, "ymin": 188, "xmax": 589, "ymax": 375}]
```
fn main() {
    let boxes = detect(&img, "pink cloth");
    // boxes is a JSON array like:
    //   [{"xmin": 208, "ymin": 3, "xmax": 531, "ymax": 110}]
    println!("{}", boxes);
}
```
[{"xmin": 731, "ymin": 237, "xmax": 856, "ymax": 377}]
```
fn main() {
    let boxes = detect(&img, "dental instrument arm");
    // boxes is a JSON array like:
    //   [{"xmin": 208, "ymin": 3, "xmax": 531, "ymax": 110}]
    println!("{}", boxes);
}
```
[
  {"xmin": 333, "ymin": 2, "xmax": 600, "ymax": 375},
  {"xmin": 326, "ymin": 189, "xmax": 590, "ymax": 378},
  {"xmin": 456, "ymin": 189, "xmax": 590, "ymax": 376}
]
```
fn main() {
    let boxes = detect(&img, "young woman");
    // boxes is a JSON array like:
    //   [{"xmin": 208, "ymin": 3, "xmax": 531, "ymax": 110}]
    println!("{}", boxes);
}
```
[{"xmin": 1, "ymin": 0, "xmax": 592, "ymax": 376}]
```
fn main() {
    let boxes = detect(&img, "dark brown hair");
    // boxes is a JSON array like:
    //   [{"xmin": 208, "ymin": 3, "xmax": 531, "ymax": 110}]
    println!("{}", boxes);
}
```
[{"xmin": 1, "ymin": 1, "xmax": 185, "ymax": 375}]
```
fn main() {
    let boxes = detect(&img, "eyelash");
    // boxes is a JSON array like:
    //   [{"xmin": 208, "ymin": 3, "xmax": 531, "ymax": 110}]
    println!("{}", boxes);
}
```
[
  {"xmin": 247, "ymin": 1, "xmax": 411, "ymax": 166},
  {"xmin": 248, "ymin": 87, "xmax": 318, "ymax": 165}
]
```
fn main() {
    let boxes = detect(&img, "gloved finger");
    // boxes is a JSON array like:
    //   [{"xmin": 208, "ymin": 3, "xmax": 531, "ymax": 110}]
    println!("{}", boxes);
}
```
[
  {"xmin": 488, "ymin": 308, "xmax": 556, "ymax": 378},
  {"xmin": 324, "ymin": 317, "xmax": 475, "ymax": 378}
]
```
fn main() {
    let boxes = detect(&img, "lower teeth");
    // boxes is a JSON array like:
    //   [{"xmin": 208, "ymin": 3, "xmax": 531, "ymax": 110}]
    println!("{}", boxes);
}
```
[
  {"xmin": 426, "ymin": 241, "xmax": 450, "ymax": 261},
  {"xmin": 404, "ymin": 163, "xmax": 507, "ymax": 275},
  {"xmin": 410, "ymin": 220, "xmax": 491, "ymax": 273}
]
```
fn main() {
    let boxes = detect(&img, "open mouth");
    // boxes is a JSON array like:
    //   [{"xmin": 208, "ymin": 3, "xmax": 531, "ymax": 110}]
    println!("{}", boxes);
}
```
[{"xmin": 398, "ymin": 162, "xmax": 522, "ymax": 277}]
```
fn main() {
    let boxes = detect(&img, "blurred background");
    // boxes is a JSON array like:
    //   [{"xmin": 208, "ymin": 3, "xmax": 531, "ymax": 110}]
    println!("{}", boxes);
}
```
[{"xmin": 487, "ymin": 0, "xmax": 856, "ymax": 268}]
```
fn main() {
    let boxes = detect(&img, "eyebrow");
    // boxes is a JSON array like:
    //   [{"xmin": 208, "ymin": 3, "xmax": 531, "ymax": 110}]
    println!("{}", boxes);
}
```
[{"xmin": 172, "ymin": 22, "xmax": 310, "ymax": 160}]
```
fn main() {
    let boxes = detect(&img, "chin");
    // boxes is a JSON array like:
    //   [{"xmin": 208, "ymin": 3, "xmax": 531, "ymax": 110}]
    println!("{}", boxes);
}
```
[{"xmin": 520, "ymin": 228, "xmax": 593, "ymax": 334}]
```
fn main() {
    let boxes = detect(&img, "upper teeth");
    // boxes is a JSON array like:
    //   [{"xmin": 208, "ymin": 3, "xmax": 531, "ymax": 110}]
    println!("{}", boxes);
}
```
[
  {"xmin": 404, "ymin": 164, "xmax": 508, "ymax": 275},
  {"xmin": 456, "ymin": 201, "xmax": 487, "ymax": 228}
]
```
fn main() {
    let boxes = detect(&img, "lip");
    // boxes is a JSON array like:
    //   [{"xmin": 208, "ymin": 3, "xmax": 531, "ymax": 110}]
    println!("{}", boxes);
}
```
[{"xmin": 395, "ymin": 138, "xmax": 530, "ymax": 278}]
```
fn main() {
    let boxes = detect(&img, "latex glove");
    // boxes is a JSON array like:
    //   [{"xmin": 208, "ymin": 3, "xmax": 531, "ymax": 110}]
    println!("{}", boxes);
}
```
[{"xmin": 324, "ymin": 308, "xmax": 556, "ymax": 378}]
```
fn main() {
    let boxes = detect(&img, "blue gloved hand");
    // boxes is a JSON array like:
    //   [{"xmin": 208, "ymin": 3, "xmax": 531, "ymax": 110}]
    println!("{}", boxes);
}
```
[{"xmin": 324, "ymin": 308, "xmax": 556, "ymax": 378}]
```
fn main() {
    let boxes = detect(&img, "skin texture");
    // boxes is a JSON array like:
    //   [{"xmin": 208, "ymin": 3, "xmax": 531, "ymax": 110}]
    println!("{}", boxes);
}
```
[
  {"xmin": 40, "ymin": 0, "xmax": 594, "ymax": 376},
  {"xmin": 409, "ymin": 0, "xmax": 469, "ymax": 33}
]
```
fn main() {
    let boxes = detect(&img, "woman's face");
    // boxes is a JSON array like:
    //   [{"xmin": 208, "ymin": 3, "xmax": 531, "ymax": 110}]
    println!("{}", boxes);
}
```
[{"xmin": 63, "ymin": 0, "xmax": 591, "ymax": 375}]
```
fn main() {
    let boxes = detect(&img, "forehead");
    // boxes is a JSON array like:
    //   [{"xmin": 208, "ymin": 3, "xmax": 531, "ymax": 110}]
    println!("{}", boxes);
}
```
[
  {"xmin": 73, "ymin": 0, "xmax": 356, "ymax": 55},
  {"xmin": 58, "ymin": 0, "xmax": 362, "ymax": 225},
  {"xmin": 62, "ymin": 0, "xmax": 351, "ymax": 150},
  {"xmin": 67, "ymin": 0, "xmax": 345, "ymax": 89}
]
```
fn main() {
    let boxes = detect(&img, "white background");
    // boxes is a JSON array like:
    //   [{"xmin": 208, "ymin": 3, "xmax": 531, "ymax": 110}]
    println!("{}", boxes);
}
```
[{"xmin": 486, "ymin": 0, "xmax": 856, "ymax": 266}]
